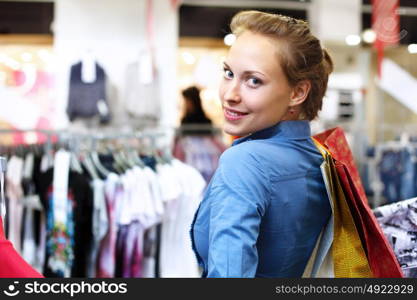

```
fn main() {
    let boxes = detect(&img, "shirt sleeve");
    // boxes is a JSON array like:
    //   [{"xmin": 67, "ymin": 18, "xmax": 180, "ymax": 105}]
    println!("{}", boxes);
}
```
[{"xmin": 206, "ymin": 145, "xmax": 270, "ymax": 277}]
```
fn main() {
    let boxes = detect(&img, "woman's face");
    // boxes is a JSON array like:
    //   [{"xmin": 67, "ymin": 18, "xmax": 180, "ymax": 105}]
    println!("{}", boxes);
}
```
[{"xmin": 219, "ymin": 31, "xmax": 294, "ymax": 137}]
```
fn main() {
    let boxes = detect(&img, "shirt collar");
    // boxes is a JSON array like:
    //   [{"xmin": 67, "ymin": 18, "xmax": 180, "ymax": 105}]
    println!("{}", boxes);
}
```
[{"xmin": 232, "ymin": 120, "xmax": 311, "ymax": 146}]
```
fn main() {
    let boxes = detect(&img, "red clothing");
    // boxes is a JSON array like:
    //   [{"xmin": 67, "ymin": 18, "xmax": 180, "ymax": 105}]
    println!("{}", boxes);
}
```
[{"xmin": 0, "ymin": 218, "xmax": 43, "ymax": 278}]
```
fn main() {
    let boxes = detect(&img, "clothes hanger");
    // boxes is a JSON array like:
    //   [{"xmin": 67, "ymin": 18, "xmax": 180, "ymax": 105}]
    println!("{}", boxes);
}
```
[
  {"xmin": 65, "ymin": 136, "xmax": 83, "ymax": 174},
  {"xmin": 91, "ymin": 151, "xmax": 112, "ymax": 178},
  {"xmin": 119, "ymin": 150, "xmax": 135, "ymax": 169},
  {"xmin": 43, "ymin": 133, "xmax": 55, "ymax": 170},
  {"xmin": 104, "ymin": 142, "xmax": 128, "ymax": 174},
  {"xmin": 149, "ymin": 136, "xmax": 164, "ymax": 165},
  {"xmin": 127, "ymin": 148, "xmax": 145, "ymax": 168},
  {"xmin": 118, "ymin": 141, "xmax": 142, "ymax": 169},
  {"xmin": 161, "ymin": 148, "xmax": 173, "ymax": 164},
  {"xmin": 90, "ymin": 138, "xmax": 111, "ymax": 178},
  {"xmin": 81, "ymin": 152, "xmax": 100, "ymax": 180},
  {"xmin": 113, "ymin": 151, "xmax": 129, "ymax": 173}
]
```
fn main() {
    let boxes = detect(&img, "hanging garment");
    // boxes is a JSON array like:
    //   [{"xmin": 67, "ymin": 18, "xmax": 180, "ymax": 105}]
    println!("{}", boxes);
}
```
[
  {"xmin": 377, "ymin": 148, "xmax": 416, "ymax": 204},
  {"xmin": 123, "ymin": 61, "xmax": 161, "ymax": 124},
  {"xmin": 87, "ymin": 178, "xmax": 108, "ymax": 278},
  {"xmin": 21, "ymin": 153, "xmax": 44, "ymax": 272},
  {"xmin": 44, "ymin": 186, "xmax": 75, "ymax": 278},
  {"xmin": 374, "ymin": 197, "xmax": 417, "ymax": 278},
  {"xmin": 142, "ymin": 226, "xmax": 158, "ymax": 278},
  {"xmin": 115, "ymin": 169, "xmax": 147, "ymax": 278},
  {"xmin": 67, "ymin": 61, "xmax": 111, "ymax": 124},
  {"xmin": 131, "ymin": 161, "xmax": 163, "ymax": 277},
  {"xmin": 122, "ymin": 221, "xmax": 144, "ymax": 278},
  {"xmin": 140, "ymin": 163, "xmax": 182, "ymax": 278},
  {"xmin": 36, "ymin": 168, "xmax": 94, "ymax": 278},
  {"xmin": 313, "ymin": 127, "xmax": 404, "ymax": 278},
  {"xmin": 114, "ymin": 224, "xmax": 129, "ymax": 278},
  {"xmin": 97, "ymin": 173, "xmax": 123, "ymax": 278},
  {"xmin": 378, "ymin": 150, "xmax": 406, "ymax": 204},
  {"xmin": 70, "ymin": 172, "xmax": 94, "ymax": 277},
  {"xmin": 159, "ymin": 159, "xmax": 206, "ymax": 277},
  {"xmin": 5, "ymin": 156, "xmax": 25, "ymax": 253}
]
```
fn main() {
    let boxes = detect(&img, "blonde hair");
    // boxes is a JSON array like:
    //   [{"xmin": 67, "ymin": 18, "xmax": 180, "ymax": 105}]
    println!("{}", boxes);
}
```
[{"xmin": 230, "ymin": 10, "xmax": 334, "ymax": 120}]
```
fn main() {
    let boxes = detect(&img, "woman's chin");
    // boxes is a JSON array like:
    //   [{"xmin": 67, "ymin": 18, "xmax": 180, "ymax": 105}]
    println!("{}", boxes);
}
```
[
  {"xmin": 222, "ymin": 124, "xmax": 236, "ymax": 136},
  {"xmin": 223, "ymin": 124, "xmax": 247, "ymax": 137}
]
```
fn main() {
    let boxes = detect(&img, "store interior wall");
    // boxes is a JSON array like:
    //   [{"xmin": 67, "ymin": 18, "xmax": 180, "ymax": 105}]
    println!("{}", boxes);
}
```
[
  {"xmin": 369, "ymin": 46, "xmax": 417, "ymax": 144},
  {"xmin": 53, "ymin": 0, "xmax": 179, "ymax": 135},
  {"xmin": 0, "ymin": 0, "xmax": 416, "ymax": 147}
]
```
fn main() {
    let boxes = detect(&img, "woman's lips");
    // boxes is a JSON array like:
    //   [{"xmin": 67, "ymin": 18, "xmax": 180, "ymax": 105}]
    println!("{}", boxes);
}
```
[{"xmin": 224, "ymin": 108, "xmax": 249, "ymax": 121}]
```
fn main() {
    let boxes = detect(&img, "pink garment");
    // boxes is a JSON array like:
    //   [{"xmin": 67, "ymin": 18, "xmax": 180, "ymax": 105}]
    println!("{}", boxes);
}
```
[{"xmin": 96, "ymin": 174, "xmax": 122, "ymax": 278}]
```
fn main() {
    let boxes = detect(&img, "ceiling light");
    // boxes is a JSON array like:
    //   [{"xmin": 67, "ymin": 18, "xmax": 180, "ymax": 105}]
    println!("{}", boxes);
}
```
[
  {"xmin": 345, "ymin": 34, "xmax": 361, "ymax": 46},
  {"xmin": 182, "ymin": 52, "xmax": 196, "ymax": 65},
  {"xmin": 408, "ymin": 44, "xmax": 417, "ymax": 54},
  {"xmin": 362, "ymin": 29, "xmax": 376, "ymax": 44},
  {"xmin": 224, "ymin": 34, "xmax": 236, "ymax": 46},
  {"xmin": 21, "ymin": 52, "xmax": 33, "ymax": 62},
  {"xmin": 37, "ymin": 49, "xmax": 51, "ymax": 61}
]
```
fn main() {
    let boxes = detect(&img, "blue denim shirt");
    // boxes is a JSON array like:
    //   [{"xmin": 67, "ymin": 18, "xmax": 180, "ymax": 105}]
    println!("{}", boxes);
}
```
[{"xmin": 190, "ymin": 120, "xmax": 332, "ymax": 277}]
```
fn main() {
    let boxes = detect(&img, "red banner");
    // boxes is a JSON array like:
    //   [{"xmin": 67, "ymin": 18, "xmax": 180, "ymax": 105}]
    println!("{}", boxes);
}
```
[{"xmin": 372, "ymin": 0, "xmax": 400, "ymax": 77}]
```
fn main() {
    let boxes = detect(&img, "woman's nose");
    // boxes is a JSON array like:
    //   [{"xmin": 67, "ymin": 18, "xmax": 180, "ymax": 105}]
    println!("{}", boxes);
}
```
[{"xmin": 223, "ymin": 81, "xmax": 241, "ymax": 103}]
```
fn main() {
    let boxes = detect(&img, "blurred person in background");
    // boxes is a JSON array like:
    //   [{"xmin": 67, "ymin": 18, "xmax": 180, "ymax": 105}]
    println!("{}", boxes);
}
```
[{"xmin": 180, "ymin": 85, "xmax": 213, "ymax": 131}]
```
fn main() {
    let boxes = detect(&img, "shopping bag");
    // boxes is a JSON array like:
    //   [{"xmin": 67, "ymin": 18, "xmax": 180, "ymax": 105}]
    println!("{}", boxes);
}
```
[
  {"xmin": 313, "ymin": 127, "xmax": 403, "ymax": 278},
  {"xmin": 305, "ymin": 138, "xmax": 373, "ymax": 278}
]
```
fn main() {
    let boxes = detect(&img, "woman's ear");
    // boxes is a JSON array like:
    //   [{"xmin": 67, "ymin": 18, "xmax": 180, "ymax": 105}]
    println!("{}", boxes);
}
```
[{"xmin": 289, "ymin": 80, "xmax": 311, "ymax": 107}]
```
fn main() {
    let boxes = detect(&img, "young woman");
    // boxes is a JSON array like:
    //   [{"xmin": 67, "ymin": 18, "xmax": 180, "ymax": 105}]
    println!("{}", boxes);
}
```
[{"xmin": 190, "ymin": 10, "xmax": 334, "ymax": 277}]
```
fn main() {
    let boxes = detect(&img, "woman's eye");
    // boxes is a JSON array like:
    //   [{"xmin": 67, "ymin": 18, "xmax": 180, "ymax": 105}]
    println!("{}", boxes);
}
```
[
  {"xmin": 223, "ymin": 69, "xmax": 233, "ymax": 79},
  {"xmin": 248, "ymin": 77, "xmax": 262, "ymax": 87}
]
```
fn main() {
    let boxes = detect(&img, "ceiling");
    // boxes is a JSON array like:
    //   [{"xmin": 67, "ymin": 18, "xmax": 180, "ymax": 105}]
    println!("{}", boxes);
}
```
[
  {"xmin": 0, "ymin": 0, "xmax": 415, "ymax": 44},
  {"xmin": 180, "ymin": 0, "xmax": 417, "ymax": 44}
]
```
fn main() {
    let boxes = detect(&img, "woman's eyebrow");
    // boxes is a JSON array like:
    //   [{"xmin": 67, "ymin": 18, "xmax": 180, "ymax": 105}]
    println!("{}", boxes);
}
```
[
  {"xmin": 223, "ymin": 62, "xmax": 266, "ymax": 77},
  {"xmin": 223, "ymin": 62, "xmax": 231, "ymax": 69}
]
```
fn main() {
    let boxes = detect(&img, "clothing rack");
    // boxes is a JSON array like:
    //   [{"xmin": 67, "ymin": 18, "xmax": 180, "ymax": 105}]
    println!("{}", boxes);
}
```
[
  {"xmin": 0, "ymin": 128, "xmax": 167, "ymax": 138},
  {"xmin": 174, "ymin": 124, "xmax": 222, "ymax": 136},
  {"xmin": 369, "ymin": 137, "xmax": 417, "ymax": 208},
  {"xmin": 0, "ymin": 129, "xmax": 171, "ymax": 173},
  {"xmin": 0, "ymin": 128, "xmax": 167, "ymax": 148}
]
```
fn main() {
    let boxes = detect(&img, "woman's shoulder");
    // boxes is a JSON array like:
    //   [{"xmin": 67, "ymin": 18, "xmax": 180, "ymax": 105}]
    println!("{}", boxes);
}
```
[
  {"xmin": 210, "ymin": 142, "xmax": 271, "ymax": 207},
  {"xmin": 220, "ymin": 138, "xmax": 321, "ymax": 178},
  {"xmin": 221, "ymin": 139, "xmax": 294, "ymax": 164},
  {"xmin": 217, "ymin": 141, "xmax": 275, "ymax": 183},
  {"xmin": 220, "ymin": 141, "xmax": 265, "ymax": 166}
]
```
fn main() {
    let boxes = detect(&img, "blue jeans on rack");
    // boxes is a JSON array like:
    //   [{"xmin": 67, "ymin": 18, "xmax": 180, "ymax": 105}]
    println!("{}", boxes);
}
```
[
  {"xmin": 379, "ymin": 149, "xmax": 416, "ymax": 204},
  {"xmin": 379, "ymin": 150, "xmax": 404, "ymax": 203}
]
